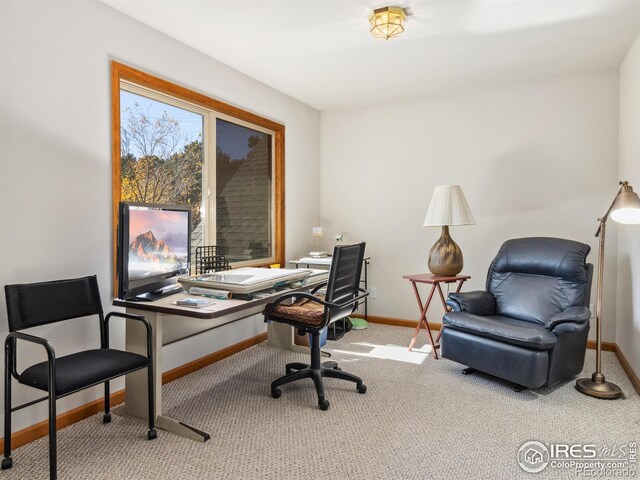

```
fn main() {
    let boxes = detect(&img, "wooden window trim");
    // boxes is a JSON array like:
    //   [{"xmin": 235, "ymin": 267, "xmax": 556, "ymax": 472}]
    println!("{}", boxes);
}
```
[{"xmin": 111, "ymin": 61, "xmax": 285, "ymax": 295}]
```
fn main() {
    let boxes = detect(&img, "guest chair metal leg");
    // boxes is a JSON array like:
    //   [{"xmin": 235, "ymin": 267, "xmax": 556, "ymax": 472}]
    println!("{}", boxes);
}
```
[
  {"xmin": 147, "ymin": 364, "xmax": 157, "ymax": 440},
  {"xmin": 103, "ymin": 381, "xmax": 111, "ymax": 424},
  {"xmin": 48, "ymin": 391, "xmax": 57, "ymax": 479},
  {"xmin": 2, "ymin": 341, "xmax": 13, "ymax": 470}
]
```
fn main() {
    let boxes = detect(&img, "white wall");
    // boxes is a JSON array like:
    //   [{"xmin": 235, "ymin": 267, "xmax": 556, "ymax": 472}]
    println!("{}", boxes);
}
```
[
  {"xmin": 0, "ymin": 0, "xmax": 320, "ymax": 433},
  {"xmin": 617, "ymin": 34, "xmax": 640, "ymax": 379},
  {"xmin": 321, "ymin": 70, "xmax": 620, "ymax": 341}
]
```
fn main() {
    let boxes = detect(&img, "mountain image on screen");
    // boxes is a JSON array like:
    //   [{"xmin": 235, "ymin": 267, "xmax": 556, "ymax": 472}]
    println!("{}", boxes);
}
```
[{"xmin": 129, "ymin": 230, "xmax": 182, "ymax": 280}]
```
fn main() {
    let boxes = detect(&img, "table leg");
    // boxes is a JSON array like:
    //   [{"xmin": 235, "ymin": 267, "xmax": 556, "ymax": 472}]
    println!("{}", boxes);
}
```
[
  {"xmin": 113, "ymin": 309, "xmax": 210, "ymax": 442},
  {"xmin": 435, "ymin": 279, "xmax": 467, "ymax": 343},
  {"xmin": 408, "ymin": 282, "xmax": 439, "ymax": 358}
]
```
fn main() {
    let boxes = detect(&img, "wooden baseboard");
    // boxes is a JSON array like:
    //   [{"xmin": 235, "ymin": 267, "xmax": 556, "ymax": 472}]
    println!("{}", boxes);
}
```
[
  {"xmin": 161, "ymin": 332, "xmax": 267, "ymax": 385},
  {"xmin": 613, "ymin": 345, "xmax": 640, "ymax": 396},
  {"xmin": 0, "ymin": 332, "xmax": 268, "ymax": 451},
  {"xmin": 586, "ymin": 340, "xmax": 616, "ymax": 352},
  {"xmin": 363, "ymin": 314, "xmax": 427, "ymax": 329}
]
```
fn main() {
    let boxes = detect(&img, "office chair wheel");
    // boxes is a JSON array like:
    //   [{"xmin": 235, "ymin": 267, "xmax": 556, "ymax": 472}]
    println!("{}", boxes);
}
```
[
  {"xmin": 147, "ymin": 429, "xmax": 158, "ymax": 440},
  {"xmin": 333, "ymin": 366, "xmax": 342, "ymax": 371},
  {"xmin": 1, "ymin": 457, "xmax": 13, "ymax": 470},
  {"xmin": 103, "ymin": 413, "xmax": 112, "ymax": 424},
  {"xmin": 357, "ymin": 384, "xmax": 367, "ymax": 394},
  {"xmin": 318, "ymin": 399, "xmax": 330, "ymax": 411},
  {"xmin": 271, "ymin": 388, "xmax": 282, "ymax": 399}
]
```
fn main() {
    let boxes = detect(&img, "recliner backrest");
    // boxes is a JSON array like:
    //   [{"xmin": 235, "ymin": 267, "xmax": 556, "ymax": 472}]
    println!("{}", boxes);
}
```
[
  {"xmin": 5, "ymin": 275, "xmax": 103, "ymax": 332},
  {"xmin": 324, "ymin": 242, "xmax": 366, "ymax": 322},
  {"xmin": 486, "ymin": 237, "xmax": 591, "ymax": 325}
]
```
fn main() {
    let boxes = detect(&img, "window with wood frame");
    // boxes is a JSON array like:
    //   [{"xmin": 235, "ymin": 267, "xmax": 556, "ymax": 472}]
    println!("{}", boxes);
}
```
[{"xmin": 111, "ymin": 62, "xmax": 285, "ymax": 290}]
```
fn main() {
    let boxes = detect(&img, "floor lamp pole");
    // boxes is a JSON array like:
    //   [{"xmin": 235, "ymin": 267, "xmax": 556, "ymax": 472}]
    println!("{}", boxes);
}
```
[{"xmin": 575, "ymin": 215, "xmax": 623, "ymax": 399}]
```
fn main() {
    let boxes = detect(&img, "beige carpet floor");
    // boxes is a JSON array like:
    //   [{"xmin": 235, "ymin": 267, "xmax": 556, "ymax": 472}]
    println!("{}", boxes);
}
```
[{"xmin": 3, "ymin": 323, "xmax": 638, "ymax": 479}]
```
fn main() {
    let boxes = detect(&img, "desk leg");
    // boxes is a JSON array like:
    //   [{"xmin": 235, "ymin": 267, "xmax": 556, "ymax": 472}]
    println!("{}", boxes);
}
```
[
  {"xmin": 267, "ymin": 322, "xmax": 311, "ymax": 355},
  {"xmin": 408, "ymin": 282, "xmax": 439, "ymax": 358},
  {"xmin": 113, "ymin": 310, "xmax": 210, "ymax": 442}
]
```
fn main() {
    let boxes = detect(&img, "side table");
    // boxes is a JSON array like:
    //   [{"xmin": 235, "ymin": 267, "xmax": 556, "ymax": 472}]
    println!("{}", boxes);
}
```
[{"xmin": 402, "ymin": 273, "xmax": 470, "ymax": 359}]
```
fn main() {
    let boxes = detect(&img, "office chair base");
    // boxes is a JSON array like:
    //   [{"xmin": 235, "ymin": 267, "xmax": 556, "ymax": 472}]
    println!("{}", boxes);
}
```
[
  {"xmin": 1, "ymin": 457, "xmax": 13, "ymax": 470},
  {"xmin": 271, "ymin": 362, "xmax": 366, "ymax": 410}
]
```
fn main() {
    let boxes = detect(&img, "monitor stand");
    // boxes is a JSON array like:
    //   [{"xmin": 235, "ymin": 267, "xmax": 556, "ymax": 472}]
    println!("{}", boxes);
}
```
[{"xmin": 133, "ymin": 284, "xmax": 184, "ymax": 302}]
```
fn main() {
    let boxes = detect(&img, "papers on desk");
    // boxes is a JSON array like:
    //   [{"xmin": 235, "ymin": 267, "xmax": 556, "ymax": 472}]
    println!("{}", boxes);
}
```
[
  {"xmin": 299, "ymin": 257, "xmax": 332, "ymax": 265},
  {"xmin": 187, "ymin": 287, "xmax": 233, "ymax": 299},
  {"xmin": 304, "ymin": 269, "xmax": 330, "ymax": 283}
]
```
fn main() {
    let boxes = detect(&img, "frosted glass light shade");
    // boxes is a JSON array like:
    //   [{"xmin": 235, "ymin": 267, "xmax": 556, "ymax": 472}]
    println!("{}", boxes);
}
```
[
  {"xmin": 369, "ymin": 7, "xmax": 406, "ymax": 41},
  {"xmin": 423, "ymin": 185, "xmax": 476, "ymax": 227}
]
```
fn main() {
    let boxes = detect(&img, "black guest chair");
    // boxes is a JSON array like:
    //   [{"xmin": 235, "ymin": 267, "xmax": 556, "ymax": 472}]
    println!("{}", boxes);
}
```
[
  {"xmin": 3, "ymin": 275, "xmax": 157, "ymax": 479},
  {"xmin": 263, "ymin": 242, "xmax": 369, "ymax": 410}
]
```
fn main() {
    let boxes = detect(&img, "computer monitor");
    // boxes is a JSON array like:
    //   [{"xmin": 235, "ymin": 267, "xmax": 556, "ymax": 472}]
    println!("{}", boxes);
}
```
[{"xmin": 117, "ymin": 202, "xmax": 191, "ymax": 301}]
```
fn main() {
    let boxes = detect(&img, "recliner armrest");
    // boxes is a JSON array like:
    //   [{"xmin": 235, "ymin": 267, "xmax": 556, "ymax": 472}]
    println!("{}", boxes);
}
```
[
  {"xmin": 447, "ymin": 291, "xmax": 496, "ymax": 316},
  {"xmin": 545, "ymin": 306, "xmax": 591, "ymax": 330}
]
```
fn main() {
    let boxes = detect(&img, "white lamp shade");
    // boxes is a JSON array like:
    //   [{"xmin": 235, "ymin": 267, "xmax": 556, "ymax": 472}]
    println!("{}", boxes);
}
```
[{"xmin": 423, "ymin": 185, "xmax": 476, "ymax": 227}]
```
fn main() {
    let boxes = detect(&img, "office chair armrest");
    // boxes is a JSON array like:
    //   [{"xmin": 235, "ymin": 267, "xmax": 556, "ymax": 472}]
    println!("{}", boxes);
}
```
[
  {"xmin": 104, "ymin": 312, "xmax": 153, "ymax": 360},
  {"xmin": 6, "ymin": 332, "xmax": 56, "ymax": 380},
  {"xmin": 309, "ymin": 282, "xmax": 328, "ymax": 294},
  {"xmin": 264, "ymin": 289, "xmax": 370, "ymax": 320}
]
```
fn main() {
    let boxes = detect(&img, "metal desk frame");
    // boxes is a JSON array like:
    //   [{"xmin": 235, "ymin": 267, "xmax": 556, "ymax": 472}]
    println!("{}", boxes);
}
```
[{"xmin": 112, "ymin": 278, "xmax": 326, "ymax": 442}]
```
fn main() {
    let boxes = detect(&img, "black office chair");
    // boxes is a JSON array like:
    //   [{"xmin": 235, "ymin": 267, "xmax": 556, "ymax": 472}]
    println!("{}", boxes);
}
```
[
  {"xmin": 263, "ymin": 242, "xmax": 369, "ymax": 410},
  {"xmin": 3, "ymin": 275, "xmax": 157, "ymax": 480}
]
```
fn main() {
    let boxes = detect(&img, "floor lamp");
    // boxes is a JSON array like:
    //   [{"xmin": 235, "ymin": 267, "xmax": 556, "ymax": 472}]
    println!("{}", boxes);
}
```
[{"xmin": 576, "ymin": 181, "xmax": 640, "ymax": 399}]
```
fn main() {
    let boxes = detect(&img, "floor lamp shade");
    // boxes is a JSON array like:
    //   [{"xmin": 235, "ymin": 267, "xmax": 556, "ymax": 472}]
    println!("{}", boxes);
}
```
[
  {"xmin": 424, "ymin": 185, "xmax": 475, "ymax": 276},
  {"xmin": 576, "ymin": 181, "xmax": 640, "ymax": 399}
]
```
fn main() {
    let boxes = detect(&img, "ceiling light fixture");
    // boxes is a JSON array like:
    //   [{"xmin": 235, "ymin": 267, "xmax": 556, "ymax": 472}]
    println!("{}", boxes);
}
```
[{"xmin": 369, "ymin": 6, "xmax": 406, "ymax": 41}]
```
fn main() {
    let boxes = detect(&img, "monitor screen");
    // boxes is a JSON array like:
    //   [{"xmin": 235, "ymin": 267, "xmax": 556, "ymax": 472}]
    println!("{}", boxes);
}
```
[{"xmin": 118, "ymin": 202, "xmax": 191, "ymax": 300}]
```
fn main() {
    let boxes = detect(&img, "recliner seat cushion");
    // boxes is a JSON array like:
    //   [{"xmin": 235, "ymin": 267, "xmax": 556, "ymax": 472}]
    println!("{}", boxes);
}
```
[
  {"xmin": 19, "ymin": 349, "xmax": 149, "ymax": 396},
  {"xmin": 443, "ymin": 312, "xmax": 557, "ymax": 350}
]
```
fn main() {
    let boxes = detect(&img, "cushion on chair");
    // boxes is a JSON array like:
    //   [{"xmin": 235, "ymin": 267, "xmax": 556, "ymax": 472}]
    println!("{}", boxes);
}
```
[
  {"xmin": 443, "ymin": 312, "xmax": 557, "ymax": 350},
  {"xmin": 266, "ymin": 297, "xmax": 326, "ymax": 327},
  {"xmin": 19, "ymin": 348, "xmax": 149, "ymax": 396}
]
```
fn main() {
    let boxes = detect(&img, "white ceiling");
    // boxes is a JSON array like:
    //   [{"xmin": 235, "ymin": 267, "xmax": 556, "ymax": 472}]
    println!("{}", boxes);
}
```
[{"xmin": 101, "ymin": 0, "xmax": 640, "ymax": 111}]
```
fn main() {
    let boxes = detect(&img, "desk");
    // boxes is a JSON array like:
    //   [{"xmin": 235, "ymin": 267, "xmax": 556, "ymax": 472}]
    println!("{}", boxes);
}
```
[
  {"xmin": 112, "ymin": 278, "xmax": 326, "ymax": 442},
  {"xmin": 402, "ymin": 273, "xmax": 470, "ymax": 359}
]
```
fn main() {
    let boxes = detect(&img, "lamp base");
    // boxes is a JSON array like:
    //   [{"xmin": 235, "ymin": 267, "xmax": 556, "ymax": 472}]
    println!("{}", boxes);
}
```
[
  {"xmin": 428, "ymin": 225, "xmax": 463, "ymax": 276},
  {"xmin": 575, "ymin": 373, "xmax": 622, "ymax": 399}
]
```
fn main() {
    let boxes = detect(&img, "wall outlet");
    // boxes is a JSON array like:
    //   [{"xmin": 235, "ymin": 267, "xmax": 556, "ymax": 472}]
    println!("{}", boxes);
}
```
[
  {"xmin": 370, "ymin": 287, "xmax": 377, "ymax": 299},
  {"xmin": 589, "ymin": 304, "xmax": 594, "ymax": 319}
]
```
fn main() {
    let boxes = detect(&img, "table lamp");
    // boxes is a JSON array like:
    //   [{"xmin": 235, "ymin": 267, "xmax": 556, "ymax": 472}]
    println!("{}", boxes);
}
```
[
  {"xmin": 423, "ymin": 185, "xmax": 476, "ymax": 276},
  {"xmin": 576, "ymin": 180, "xmax": 640, "ymax": 399}
]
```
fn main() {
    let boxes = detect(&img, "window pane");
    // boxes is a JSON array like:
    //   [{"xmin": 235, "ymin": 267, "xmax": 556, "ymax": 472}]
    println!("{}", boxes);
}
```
[
  {"xmin": 216, "ymin": 119, "xmax": 272, "ymax": 262},
  {"xmin": 119, "ymin": 89, "xmax": 204, "ymax": 259}
]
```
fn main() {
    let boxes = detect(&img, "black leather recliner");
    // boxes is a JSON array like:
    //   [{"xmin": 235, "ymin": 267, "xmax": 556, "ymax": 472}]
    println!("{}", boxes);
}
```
[{"xmin": 441, "ymin": 237, "xmax": 593, "ymax": 389}]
